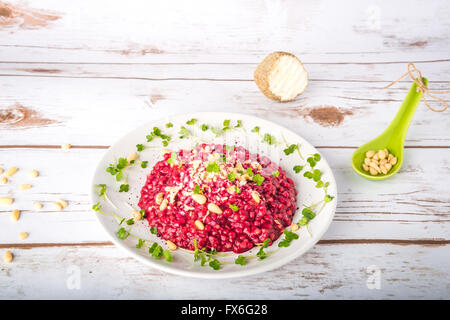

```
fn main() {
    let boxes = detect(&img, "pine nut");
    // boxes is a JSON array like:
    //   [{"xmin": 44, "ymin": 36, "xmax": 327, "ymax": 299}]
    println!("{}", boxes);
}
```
[
  {"xmin": 390, "ymin": 157, "xmax": 398, "ymax": 165},
  {"xmin": 364, "ymin": 158, "xmax": 371, "ymax": 166},
  {"xmin": 372, "ymin": 153, "xmax": 379, "ymax": 161},
  {"xmin": 155, "ymin": 192, "xmax": 164, "ymax": 205},
  {"xmin": 19, "ymin": 184, "xmax": 32, "ymax": 191},
  {"xmin": 365, "ymin": 150, "xmax": 375, "ymax": 158},
  {"xmin": 194, "ymin": 220, "xmax": 205, "ymax": 230},
  {"xmin": 0, "ymin": 197, "xmax": 13, "ymax": 205},
  {"xmin": 379, "ymin": 159, "xmax": 387, "ymax": 165},
  {"xmin": 127, "ymin": 152, "xmax": 138, "ymax": 162},
  {"xmin": 166, "ymin": 240, "xmax": 177, "ymax": 251},
  {"xmin": 369, "ymin": 167, "xmax": 378, "ymax": 175},
  {"xmin": 61, "ymin": 143, "xmax": 71, "ymax": 150},
  {"xmin": 5, "ymin": 166, "xmax": 18, "ymax": 177},
  {"xmin": 385, "ymin": 163, "xmax": 392, "ymax": 171},
  {"xmin": 132, "ymin": 209, "xmax": 142, "ymax": 221},
  {"xmin": 29, "ymin": 170, "xmax": 39, "ymax": 178},
  {"xmin": 380, "ymin": 164, "xmax": 388, "ymax": 174},
  {"xmin": 0, "ymin": 168, "xmax": 3, "ymax": 174},
  {"xmin": 388, "ymin": 154, "xmax": 393, "ymax": 162},
  {"xmin": 369, "ymin": 161, "xmax": 380, "ymax": 171},
  {"xmin": 3, "ymin": 250, "xmax": 13, "ymax": 263},
  {"xmin": 19, "ymin": 232, "xmax": 28, "ymax": 240},
  {"xmin": 291, "ymin": 223, "xmax": 299, "ymax": 232},
  {"xmin": 362, "ymin": 164, "xmax": 369, "ymax": 171},
  {"xmin": 53, "ymin": 202, "xmax": 63, "ymax": 211},
  {"xmin": 0, "ymin": 177, "xmax": 7, "ymax": 184},
  {"xmin": 159, "ymin": 199, "xmax": 168, "ymax": 211},
  {"xmin": 33, "ymin": 202, "xmax": 43, "ymax": 210},
  {"xmin": 207, "ymin": 203, "xmax": 223, "ymax": 214},
  {"xmin": 11, "ymin": 209, "xmax": 20, "ymax": 222},
  {"xmin": 251, "ymin": 190, "xmax": 261, "ymax": 204},
  {"xmin": 378, "ymin": 150, "xmax": 387, "ymax": 160},
  {"xmin": 191, "ymin": 193, "xmax": 207, "ymax": 205},
  {"xmin": 56, "ymin": 199, "xmax": 68, "ymax": 208}
]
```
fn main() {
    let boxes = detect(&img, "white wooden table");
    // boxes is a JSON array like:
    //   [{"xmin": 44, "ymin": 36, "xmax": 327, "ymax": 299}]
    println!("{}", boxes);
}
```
[{"xmin": 0, "ymin": 0, "xmax": 449, "ymax": 299}]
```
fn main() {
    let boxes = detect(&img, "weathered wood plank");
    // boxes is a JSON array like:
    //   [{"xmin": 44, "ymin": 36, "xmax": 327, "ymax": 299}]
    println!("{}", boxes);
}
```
[
  {"xmin": 0, "ymin": 0, "xmax": 449, "ymax": 63},
  {"xmin": 0, "ymin": 147, "xmax": 448, "ymax": 244},
  {"xmin": 0, "ymin": 74, "xmax": 449, "ymax": 147},
  {"xmin": 0, "ymin": 243, "xmax": 447, "ymax": 299}
]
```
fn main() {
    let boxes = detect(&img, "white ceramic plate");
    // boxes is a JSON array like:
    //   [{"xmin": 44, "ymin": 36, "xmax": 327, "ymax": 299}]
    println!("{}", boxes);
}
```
[{"xmin": 90, "ymin": 112, "xmax": 337, "ymax": 279}]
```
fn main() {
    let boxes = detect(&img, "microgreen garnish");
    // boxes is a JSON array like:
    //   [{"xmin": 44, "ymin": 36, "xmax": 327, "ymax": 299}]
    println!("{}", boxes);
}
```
[
  {"xmin": 235, "ymin": 120, "xmax": 242, "ymax": 128},
  {"xmin": 246, "ymin": 167, "xmax": 254, "ymax": 177},
  {"xmin": 106, "ymin": 157, "xmax": 128, "ymax": 181},
  {"xmin": 229, "ymin": 204, "xmax": 239, "ymax": 212},
  {"xmin": 283, "ymin": 144, "xmax": 298, "ymax": 155},
  {"xmin": 272, "ymin": 171, "xmax": 280, "ymax": 177},
  {"xmin": 256, "ymin": 238, "xmax": 270, "ymax": 260},
  {"xmin": 201, "ymin": 124, "xmax": 209, "ymax": 131},
  {"xmin": 193, "ymin": 185, "xmax": 203, "ymax": 194},
  {"xmin": 263, "ymin": 133, "xmax": 277, "ymax": 145},
  {"xmin": 146, "ymin": 127, "xmax": 171, "ymax": 146},
  {"xmin": 117, "ymin": 227, "xmax": 130, "ymax": 240},
  {"xmin": 235, "ymin": 255, "xmax": 246, "ymax": 266},
  {"xmin": 136, "ymin": 144, "xmax": 144, "ymax": 152},
  {"xmin": 92, "ymin": 202, "xmax": 101, "ymax": 212},
  {"xmin": 167, "ymin": 152, "xmax": 177, "ymax": 165},
  {"xmin": 141, "ymin": 161, "xmax": 148, "ymax": 168},
  {"xmin": 206, "ymin": 162, "xmax": 220, "ymax": 173},
  {"xmin": 149, "ymin": 242, "xmax": 163, "ymax": 259},
  {"xmin": 125, "ymin": 218, "xmax": 134, "ymax": 225},
  {"xmin": 293, "ymin": 165, "xmax": 304, "ymax": 174},
  {"xmin": 150, "ymin": 226, "xmax": 158, "ymax": 234},
  {"xmin": 252, "ymin": 174, "xmax": 265, "ymax": 186},
  {"xmin": 186, "ymin": 118, "xmax": 197, "ymax": 125},
  {"xmin": 324, "ymin": 195, "xmax": 334, "ymax": 203},
  {"xmin": 302, "ymin": 207, "xmax": 316, "ymax": 220},
  {"xmin": 95, "ymin": 184, "xmax": 107, "ymax": 197},
  {"xmin": 136, "ymin": 238, "xmax": 145, "ymax": 249},
  {"xmin": 178, "ymin": 126, "xmax": 192, "ymax": 139},
  {"xmin": 278, "ymin": 229, "xmax": 299, "ymax": 247},
  {"xmin": 140, "ymin": 209, "xmax": 146, "ymax": 218},
  {"xmin": 119, "ymin": 184, "xmax": 129, "ymax": 192},
  {"xmin": 209, "ymin": 259, "xmax": 221, "ymax": 270},
  {"xmin": 166, "ymin": 122, "xmax": 173, "ymax": 128},
  {"xmin": 227, "ymin": 172, "xmax": 236, "ymax": 182},
  {"xmin": 223, "ymin": 119, "xmax": 230, "ymax": 128},
  {"xmin": 251, "ymin": 126, "xmax": 260, "ymax": 133},
  {"xmin": 163, "ymin": 250, "xmax": 173, "ymax": 262},
  {"xmin": 235, "ymin": 185, "xmax": 241, "ymax": 194},
  {"xmin": 193, "ymin": 239, "xmax": 220, "ymax": 270}
]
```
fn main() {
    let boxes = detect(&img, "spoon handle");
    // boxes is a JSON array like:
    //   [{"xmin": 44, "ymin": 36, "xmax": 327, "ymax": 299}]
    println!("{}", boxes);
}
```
[{"xmin": 385, "ymin": 77, "xmax": 427, "ymax": 143}]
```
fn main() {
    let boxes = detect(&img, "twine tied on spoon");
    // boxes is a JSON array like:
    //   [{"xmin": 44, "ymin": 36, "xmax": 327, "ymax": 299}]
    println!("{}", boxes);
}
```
[{"xmin": 384, "ymin": 62, "xmax": 450, "ymax": 112}]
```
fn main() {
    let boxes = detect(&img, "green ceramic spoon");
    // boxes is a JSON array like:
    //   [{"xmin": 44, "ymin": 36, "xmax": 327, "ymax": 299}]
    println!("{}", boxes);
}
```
[{"xmin": 351, "ymin": 77, "xmax": 428, "ymax": 180}]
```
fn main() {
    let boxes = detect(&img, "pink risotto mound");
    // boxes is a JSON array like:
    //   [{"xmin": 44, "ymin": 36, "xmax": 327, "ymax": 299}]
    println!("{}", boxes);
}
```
[{"xmin": 138, "ymin": 144, "xmax": 297, "ymax": 253}]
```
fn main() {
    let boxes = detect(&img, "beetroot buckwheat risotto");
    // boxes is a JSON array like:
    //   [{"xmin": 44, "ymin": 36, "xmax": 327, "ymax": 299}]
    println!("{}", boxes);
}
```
[{"xmin": 138, "ymin": 144, "xmax": 297, "ymax": 254}]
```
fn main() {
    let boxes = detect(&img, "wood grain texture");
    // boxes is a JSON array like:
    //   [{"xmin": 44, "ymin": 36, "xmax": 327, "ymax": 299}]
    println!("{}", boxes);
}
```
[
  {"xmin": 0, "ymin": 0, "xmax": 449, "ymax": 299},
  {"xmin": 0, "ymin": 73, "xmax": 449, "ymax": 147},
  {"xmin": 0, "ymin": 243, "xmax": 448, "ymax": 299}
]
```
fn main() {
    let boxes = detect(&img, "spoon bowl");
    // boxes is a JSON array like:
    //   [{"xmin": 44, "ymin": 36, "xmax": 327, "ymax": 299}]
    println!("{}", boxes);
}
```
[{"xmin": 351, "ymin": 78, "xmax": 427, "ymax": 180}]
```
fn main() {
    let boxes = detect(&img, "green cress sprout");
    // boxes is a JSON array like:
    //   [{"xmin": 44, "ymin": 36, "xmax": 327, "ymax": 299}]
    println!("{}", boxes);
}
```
[
  {"xmin": 256, "ymin": 238, "xmax": 270, "ymax": 260},
  {"xmin": 193, "ymin": 239, "xmax": 221, "ymax": 270},
  {"xmin": 235, "ymin": 255, "xmax": 246, "ymax": 266},
  {"xmin": 283, "ymin": 144, "xmax": 298, "ymax": 155},
  {"xmin": 186, "ymin": 118, "xmax": 197, "ymax": 125}
]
